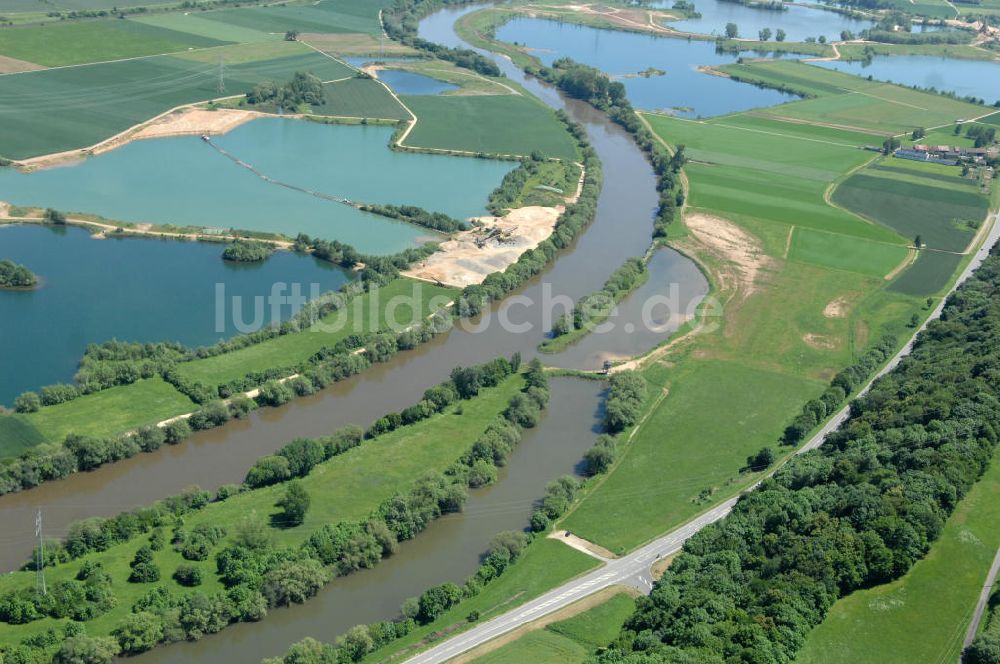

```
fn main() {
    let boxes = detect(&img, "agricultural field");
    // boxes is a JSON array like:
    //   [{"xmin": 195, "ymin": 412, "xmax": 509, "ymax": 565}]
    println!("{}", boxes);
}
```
[
  {"xmin": 0, "ymin": 42, "xmax": 353, "ymax": 160},
  {"xmin": 315, "ymin": 77, "xmax": 409, "ymax": 119},
  {"xmin": 170, "ymin": 278, "xmax": 456, "ymax": 390},
  {"xmin": 0, "ymin": 20, "xmax": 227, "ymax": 67},
  {"xmin": 644, "ymin": 114, "xmax": 902, "ymax": 246},
  {"xmin": 0, "ymin": 374, "xmax": 524, "ymax": 646},
  {"xmin": 472, "ymin": 591, "xmax": 636, "ymax": 664},
  {"xmin": 132, "ymin": 13, "xmax": 283, "ymax": 45},
  {"xmin": 798, "ymin": 444, "xmax": 1000, "ymax": 664},
  {"xmin": 3, "ymin": 378, "xmax": 194, "ymax": 453},
  {"xmin": 401, "ymin": 94, "xmax": 579, "ymax": 159},
  {"xmin": 833, "ymin": 158, "xmax": 988, "ymax": 252},
  {"xmin": 718, "ymin": 60, "xmax": 988, "ymax": 134}
]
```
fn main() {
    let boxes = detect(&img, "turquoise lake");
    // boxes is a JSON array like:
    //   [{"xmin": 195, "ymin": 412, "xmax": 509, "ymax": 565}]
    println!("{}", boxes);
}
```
[
  {"xmin": 815, "ymin": 55, "xmax": 1000, "ymax": 105},
  {"xmin": 495, "ymin": 18, "xmax": 800, "ymax": 115},
  {"xmin": 0, "ymin": 118, "xmax": 514, "ymax": 254},
  {"xmin": 0, "ymin": 224, "xmax": 352, "ymax": 406},
  {"xmin": 377, "ymin": 70, "xmax": 459, "ymax": 95}
]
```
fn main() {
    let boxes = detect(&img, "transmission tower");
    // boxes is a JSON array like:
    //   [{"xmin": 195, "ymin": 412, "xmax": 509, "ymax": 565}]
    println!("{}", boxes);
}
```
[
  {"xmin": 35, "ymin": 509, "xmax": 46, "ymax": 596},
  {"xmin": 217, "ymin": 55, "xmax": 226, "ymax": 95}
]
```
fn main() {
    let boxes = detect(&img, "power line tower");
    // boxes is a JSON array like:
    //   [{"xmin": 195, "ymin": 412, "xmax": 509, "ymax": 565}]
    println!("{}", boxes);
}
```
[
  {"xmin": 35, "ymin": 509, "xmax": 46, "ymax": 596},
  {"xmin": 217, "ymin": 55, "xmax": 226, "ymax": 95}
]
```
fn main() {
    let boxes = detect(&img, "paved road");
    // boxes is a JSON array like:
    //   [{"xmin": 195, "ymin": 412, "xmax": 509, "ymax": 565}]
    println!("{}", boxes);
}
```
[
  {"xmin": 961, "ymin": 547, "xmax": 1000, "ymax": 659},
  {"xmin": 404, "ymin": 213, "xmax": 1000, "ymax": 664}
]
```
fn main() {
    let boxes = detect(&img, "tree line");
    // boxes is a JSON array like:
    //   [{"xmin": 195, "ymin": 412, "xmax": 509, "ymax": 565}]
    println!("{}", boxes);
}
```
[
  {"xmin": 0, "ymin": 357, "xmax": 548, "ymax": 662},
  {"xmin": 532, "ymin": 57, "xmax": 686, "ymax": 239},
  {"xmin": 382, "ymin": 0, "xmax": 502, "ymax": 77},
  {"xmin": 356, "ymin": 204, "xmax": 468, "ymax": 233},
  {"xmin": 542, "ymin": 257, "xmax": 648, "ymax": 351},
  {"xmin": 592, "ymin": 241, "xmax": 1000, "ymax": 663},
  {"xmin": 245, "ymin": 72, "xmax": 325, "ymax": 112}
]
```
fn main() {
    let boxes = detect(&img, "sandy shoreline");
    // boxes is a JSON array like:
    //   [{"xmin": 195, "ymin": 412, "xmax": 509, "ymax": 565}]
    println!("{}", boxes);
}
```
[{"xmin": 14, "ymin": 106, "xmax": 259, "ymax": 171}]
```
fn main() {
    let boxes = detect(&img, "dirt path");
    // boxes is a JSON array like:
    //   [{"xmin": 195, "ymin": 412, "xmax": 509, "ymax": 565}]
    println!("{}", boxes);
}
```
[
  {"xmin": 548, "ymin": 530, "xmax": 616, "ymax": 560},
  {"xmin": 1, "ymin": 214, "xmax": 294, "ymax": 249}
]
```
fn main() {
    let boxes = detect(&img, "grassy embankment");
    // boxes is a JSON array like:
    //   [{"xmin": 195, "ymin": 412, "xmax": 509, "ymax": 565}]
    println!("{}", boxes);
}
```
[
  {"xmin": 558, "ymin": 68, "xmax": 992, "ymax": 553},
  {"xmin": 798, "ymin": 443, "xmax": 1000, "ymax": 664},
  {"xmin": 469, "ymin": 590, "xmax": 637, "ymax": 664},
  {"xmin": 0, "ymin": 373, "xmax": 524, "ymax": 648},
  {"xmin": 360, "ymin": 538, "xmax": 600, "ymax": 664},
  {"xmin": 0, "ymin": 278, "xmax": 455, "ymax": 457}
]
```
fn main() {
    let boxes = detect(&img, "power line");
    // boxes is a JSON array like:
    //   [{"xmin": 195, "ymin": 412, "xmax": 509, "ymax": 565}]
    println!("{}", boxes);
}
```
[{"xmin": 35, "ymin": 509, "xmax": 46, "ymax": 596}]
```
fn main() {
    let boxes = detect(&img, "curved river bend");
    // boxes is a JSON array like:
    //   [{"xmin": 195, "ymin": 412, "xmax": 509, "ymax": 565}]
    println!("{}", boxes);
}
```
[{"xmin": 0, "ymin": 5, "xmax": 708, "ymax": 661}]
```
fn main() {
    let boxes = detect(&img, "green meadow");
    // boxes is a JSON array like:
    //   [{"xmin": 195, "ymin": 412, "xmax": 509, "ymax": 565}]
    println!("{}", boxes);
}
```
[
  {"xmin": 719, "ymin": 60, "xmax": 986, "ymax": 134},
  {"xmin": 560, "ymin": 113, "xmax": 933, "ymax": 553},
  {"xmin": 401, "ymin": 95, "xmax": 579, "ymax": 160},
  {"xmin": 0, "ymin": 20, "xmax": 226, "ymax": 66},
  {"xmin": 0, "ymin": 375, "xmax": 523, "ymax": 646},
  {"xmin": 198, "ymin": 0, "xmax": 391, "ymax": 38},
  {"xmin": 171, "ymin": 279, "xmax": 456, "ymax": 390},
  {"xmin": 473, "ymin": 591, "xmax": 637, "ymax": 664},
  {"xmin": 6, "ymin": 378, "xmax": 194, "ymax": 452},
  {"xmin": 560, "ymin": 361, "xmax": 824, "ymax": 552},
  {"xmin": 0, "ymin": 42, "xmax": 353, "ymax": 160},
  {"xmin": 798, "ymin": 445, "xmax": 1000, "ymax": 664}
]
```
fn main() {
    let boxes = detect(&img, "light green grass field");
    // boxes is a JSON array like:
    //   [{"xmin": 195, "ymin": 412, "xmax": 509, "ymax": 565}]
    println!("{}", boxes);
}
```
[
  {"xmin": 171, "ymin": 279, "xmax": 456, "ymax": 389},
  {"xmin": 0, "ymin": 375, "xmax": 522, "ymax": 647},
  {"xmin": 200, "ymin": 0, "xmax": 390, "ymax": 38},
  {"xmin": 470, "ymin": 592, "xmax": 637, "ymax": 663},
  {"xmin": 473, "ymin": 629, "xmax": 587, "ymax": 664},
  {"xmin": 561, "ymin": 360, "xmax": 824, "ymax": 553},
  {"xmin": 15, "ymin": 377, "xmax": 194, "ymax": 446},
  {"xmin": 644, "ymin": 113, "xmax": 901, "ymax": 244},
  {"xmin": 0, "ymin": 19, "xmax": 226, "ymax": 66},
  {"xmin": 546, "ymin": 591, "xmax": 636, "ymax": 649},
  {"xmin": 788, "ymin": 227, "xmax": 909, "ymax": 277},
  {"xmin": 798, "ymin": 445, "xmax": 1000, "ymax": 664},
  {"xmin": 0, "ymin": 43, "xmax": 353, "ymax": 160},
  {"xmin": 362, "ymin": 538, "xmax": 600, "ymax": 663},
  {"xmin": 132, "ymin": 13, "xmax": 281, "ymax": 45},
  {"xmin": 718, "ymin": 60, "xmax": 985, "ymax": 134},
  {"xmin": 401, "ymin": 95, "xmax": 579, "ymax": 160}
]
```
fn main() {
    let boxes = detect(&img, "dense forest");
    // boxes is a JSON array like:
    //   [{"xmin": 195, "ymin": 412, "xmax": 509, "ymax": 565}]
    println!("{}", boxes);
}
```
[
  {"xmin": 245, "ymin": 72, "xmax": 325, "ymax": 111},
  {"xmin": 593, "ymin": 243, "xmax": 1000, "ymax": 663}
]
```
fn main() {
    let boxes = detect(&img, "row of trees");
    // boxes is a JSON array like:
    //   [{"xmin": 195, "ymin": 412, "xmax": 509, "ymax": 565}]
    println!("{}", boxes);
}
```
[
  {"xmin": 382, "ymin": 1, "xmax": 502, "ymax": 77},
  {"xmin": 0, "ymin": 259, "xmax": 37, "ymax": 288},
  {"xmin": 544, "ymin": 257, "xmax": 647, "ymax": 347},
  {"xmin": 0, "ymin": 357, "xmax": 550, "ymax": 661},
  {"xmin": 486, "ymin": 151, "xmax": 554, "ymax": 215},
  {"xmin": 356, "ymin": 204, "xmax": 468, "ymax": 233},
  {"xmin": 595, "ymin": 242, "xmax": 1000, "ymax": 662},
  {"xmin": 245, "ymin": 72, "xmax": 325, "ymax": 111},
  {"xmin": 532, "ymin": 58, "xmax": 686, "ymax": 238}
]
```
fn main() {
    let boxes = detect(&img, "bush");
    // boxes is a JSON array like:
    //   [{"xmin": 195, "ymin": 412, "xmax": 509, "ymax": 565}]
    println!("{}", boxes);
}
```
[{"xmin": 173, "ymin": 564, "xmax": 204, "ymax": 587}]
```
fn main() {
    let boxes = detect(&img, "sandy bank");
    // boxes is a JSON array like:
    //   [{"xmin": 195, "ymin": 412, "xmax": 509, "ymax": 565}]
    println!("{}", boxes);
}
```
[{"xmin": 403, "ymin": 205, "xmax": 564, "ymax": 288}]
